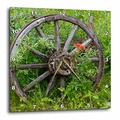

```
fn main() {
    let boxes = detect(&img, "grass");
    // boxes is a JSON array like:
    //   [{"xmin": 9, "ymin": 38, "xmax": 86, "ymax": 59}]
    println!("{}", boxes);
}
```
[{"xmin": 9, "ymin": 7, "xmax": 111, "ymax": 112}]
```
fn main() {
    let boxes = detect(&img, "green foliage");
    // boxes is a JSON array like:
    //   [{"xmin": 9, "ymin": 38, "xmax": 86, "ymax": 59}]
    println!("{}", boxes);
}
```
[{"xmin": 9, "ymin": 7, "xmax": 111, "ymax": 112}]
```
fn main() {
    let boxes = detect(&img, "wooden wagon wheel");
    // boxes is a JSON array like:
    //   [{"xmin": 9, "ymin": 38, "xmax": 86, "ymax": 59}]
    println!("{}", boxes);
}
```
[{"xmin": 10, "ymin": 14, "xmax": 104, "ymax": 101}]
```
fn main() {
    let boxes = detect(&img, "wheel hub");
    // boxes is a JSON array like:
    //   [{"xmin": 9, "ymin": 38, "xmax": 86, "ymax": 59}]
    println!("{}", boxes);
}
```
[{"xmin": 48, "ymin": 50, "xmax": 73, "ymax": 76}]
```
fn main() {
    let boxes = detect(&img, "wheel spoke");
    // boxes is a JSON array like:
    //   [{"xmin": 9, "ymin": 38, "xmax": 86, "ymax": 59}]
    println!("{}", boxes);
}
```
[
  {"xmin": 23, "ymin": 71, "xmax": 51, "ymax": 92},
  {"xmin": 32, "ymin": 11, "xmax": 46, "ymax": 38},
  {"xmin": 27, "ymin": 46, "xmax": 49, "ymax": 59},
  {"xmin": 82, "ymin": 38, "xmax": 93, "ymax": 47},
  {"xmin": 89, "ymin": 57, "xmax": 99, "ymax": 62},
  {"xmin": 70, "ymin": 38, "xmax": 92, "ymax": 55},
  {"xmin": 60, "ymin": 77, "xmax": 65, "ymax": 97},
  {"xmin": 45, "ymin": 76, "xmax": 56, "ymax": 96},
  {"xmin": 45, "ymin": 61, "xmax": 63, "ymax": 96},
  {"xmin": 63, "ymin": 25, "xmax": 78, "ymax": 52},
  {"xmin": 54, "ymin": 20, "xmax": 61, "ymax": 51},
  {"xmin": 35, "ymin": 26, "xmax": 46, "ymax": 38},
  {"xmin": 16, "ymin": 63, "xmax": 48, "ymax": 69}
]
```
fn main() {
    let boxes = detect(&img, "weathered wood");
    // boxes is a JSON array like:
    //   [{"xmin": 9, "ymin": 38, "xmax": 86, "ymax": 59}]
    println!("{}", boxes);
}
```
[
  {"xmin": 28, "ymin": 46, "xmax": 48, "ymax": 59},
  {"xmin": 54, "ymin": 20, "xmax": 61, "ymax": 51},
  {"xmin": 10, "ymin": 14, "xmax": 104, "ymax": 98},
  {"xmin": 82, "ymin": 38, "xmax": 92, "ymax": 47},
  {"xmin": 16, "ymin": 63, "xmax": 48, "ymax": 69},
  {"xmin": 32, "ymin": 11, "xmax": 46, "ymax": 38},
  {"xmin": 93, "ymin": 41, "xmax": 104, "ymax": 89},
  {"xmin": 10, "ymin": 69, "xmax": 27, "ymax": 101},
  {"xmin": 70, "ymin": 38, "xmax": 92, "ymax": 55},
  {"xmin": 23, "ymin": 71, "xmax": 50, "ymax": 92},
  {"xmin": 60, "ymin": 77, "xmax": 65, "ymax": 97},
  {"xmin": 45, "ymin": 61, "xmax": 63, "ymax": 96},
  {"xmin": 10, "ymin": 14, "xmax": 95, "ymax": 58},
  {"xmin": 63, "ymin": 25, "xmax": 78, "ymax": 52},
  {"xmin": 10, "ymin": 17, "xmax": 46, "ymax": 58},
  {"xmin": 89, "ymin": 57, "xmax": 99, "ymax": 62},
  {"xmin": 45, "ymin": 77, "xmax": 55, "ymax": 96},
  {"xmin": 35, "ymin": 26, "xmax": 46, "ymax": 38}
]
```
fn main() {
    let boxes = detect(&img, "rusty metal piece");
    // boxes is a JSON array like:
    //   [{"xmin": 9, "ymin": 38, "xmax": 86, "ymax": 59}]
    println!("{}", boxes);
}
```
[
  {"xmin": 63, "ymin": 59, "xmax": 81, "ymax": 81},
  {"xmin": 48, "ymin": 50, "xmax": 73, "ymax": 76},
  {"xmin": 10, "ymin": 14, "xmax": 104, "ymax": 100}
]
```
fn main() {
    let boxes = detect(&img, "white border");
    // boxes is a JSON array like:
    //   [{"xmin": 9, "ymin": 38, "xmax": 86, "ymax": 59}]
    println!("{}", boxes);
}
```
[{"xmin": 0, "ymin": 0, "xmax": 120, "ymax": 120}]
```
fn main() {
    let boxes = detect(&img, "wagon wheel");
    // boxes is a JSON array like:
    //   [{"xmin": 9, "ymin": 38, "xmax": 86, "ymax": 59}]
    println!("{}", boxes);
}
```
[{"xmin": 10, "ymin": 14, "xmax": 104, "ymax": 101}]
